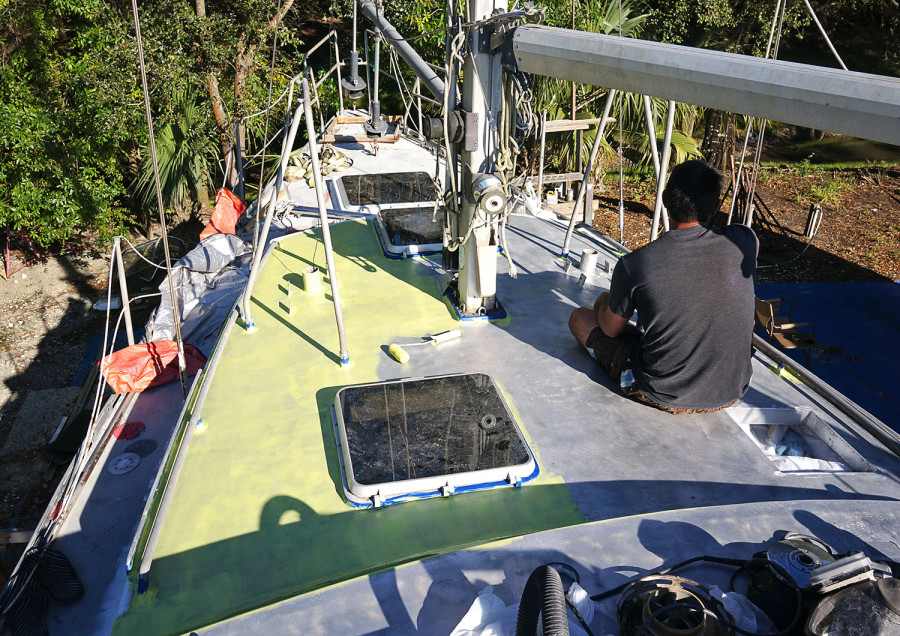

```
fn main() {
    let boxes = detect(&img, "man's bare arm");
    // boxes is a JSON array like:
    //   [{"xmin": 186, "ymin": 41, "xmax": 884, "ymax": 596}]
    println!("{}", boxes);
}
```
[{"xmin": 595, "ymin": 292, "xmax": 628, "ymax": 338}]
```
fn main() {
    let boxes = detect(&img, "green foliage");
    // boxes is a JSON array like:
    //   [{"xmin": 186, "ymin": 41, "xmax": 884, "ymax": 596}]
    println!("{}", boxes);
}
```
[
  {"xmin": 820, "ymin": 0, "xmax": 900, "ymax": 76},
  {"xmin": 136, "ymin": 88, "xmax": 216, "ymax": 212},
  {"xmin": 639, "ymin": 0, "xmax": 810, "ymax": 54},
  {"xmin": 639, "ymin": 0, "xmax": 899, "ymax": 76},
  {"xmin": 0, "ymin": 0, "xmax": 131, "ymax": 247},
  {"xmin": 531, "ymin": 1, "xmax": 701, "ymax": 175},
  {"xmin": 805, "ymin": 179, "xmax": 851, "ymax": 208},
  {"xmin": 389, "ymin": 0, "xmax": 450, "ymax": 64},
  {"xmin": 793, "ymin": 168, "xmax": 852, "ymax": 210},
  {"xmin": 0, "ymin": 0, "xmax": 305, "ymax": 249}
]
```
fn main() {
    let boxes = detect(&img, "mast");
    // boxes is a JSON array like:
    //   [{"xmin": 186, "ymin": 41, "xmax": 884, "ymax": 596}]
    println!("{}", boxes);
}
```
[{"xmin": 457, "ymin": 0, "xmax": 507, "ymax": 314}]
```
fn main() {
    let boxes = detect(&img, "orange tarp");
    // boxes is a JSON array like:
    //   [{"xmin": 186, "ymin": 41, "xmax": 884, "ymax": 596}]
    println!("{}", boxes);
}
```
[
  {"xmin": 100, "ymin": 341, "xmax": 206, "ymax": 394},
  {"xmin": 200, "ymin": 188, "xmax": 246, "ymax": 241}
]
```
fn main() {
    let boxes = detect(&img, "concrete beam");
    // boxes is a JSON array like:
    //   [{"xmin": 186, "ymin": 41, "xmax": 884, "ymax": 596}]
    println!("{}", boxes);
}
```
[{"xmin": 507, "ymin": 25, "xmax": 900, "ymax": 146}]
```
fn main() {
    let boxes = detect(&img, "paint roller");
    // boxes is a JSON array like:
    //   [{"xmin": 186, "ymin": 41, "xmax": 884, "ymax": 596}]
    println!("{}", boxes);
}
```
[{"xmin": 388, "ymin": 330, "xmax": 462, "ymax": 363}]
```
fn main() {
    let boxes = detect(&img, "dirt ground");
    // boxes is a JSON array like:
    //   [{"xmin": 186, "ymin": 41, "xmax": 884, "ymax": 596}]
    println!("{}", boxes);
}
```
[
  {"xmin": 0, "ymin": 232, "xmax": 182, "ymax": 578},
  {"xmin": 0, "ymin": 250, "xmax": 108, "ymax": 578},
  {"xmin": 592, "ymin": 165, "xmax": 900, "ymax": 283},
  {"xmin": 1, "ymin": 159, "xmax": 899, "ymax": 578}
]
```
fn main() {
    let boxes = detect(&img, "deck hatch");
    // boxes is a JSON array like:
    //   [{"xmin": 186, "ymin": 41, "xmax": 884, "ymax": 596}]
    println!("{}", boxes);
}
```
[
  {"xmin": 336, "ymin": 171, "xmax": 436, "ymax": 207},
  {"xmin": 373, "ymin": 206, "xmax": 444, "ymax": 257},
  {"xmin": 334, "ymin": 373, "xmax": 537, "ymax": 505},
  {"xmin": 728, "ymin": 407, "xmax": 875, "ymax": 473},
  {"xmin": 379, "ymin": 207, "xmax": 443, "ymax": 247}
]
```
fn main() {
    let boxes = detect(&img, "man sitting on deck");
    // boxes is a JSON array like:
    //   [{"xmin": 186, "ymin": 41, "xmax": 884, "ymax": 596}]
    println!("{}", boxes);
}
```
[{"xmin": 569, "ymin": 160, "xmax": 758, "ymax": 414}]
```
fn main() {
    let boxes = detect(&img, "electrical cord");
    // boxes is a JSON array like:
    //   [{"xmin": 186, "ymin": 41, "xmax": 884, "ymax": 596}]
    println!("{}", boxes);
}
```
[
  {"xmin": 592, "ymin": 555, "xmax": 746, "ymax": 602},
  {"xmin": 592, "ymin": 554, "xmax": 804, "ymax": 636},
  {"xmin": 565, "ymin": 595, "xmax": 595, "ymax": 636},
  {"xmin": 756, "ymin": 207, "xmax": 823, "ymax": 270}
]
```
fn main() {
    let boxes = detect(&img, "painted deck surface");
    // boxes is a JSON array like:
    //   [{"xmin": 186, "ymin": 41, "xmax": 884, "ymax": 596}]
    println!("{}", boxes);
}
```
[
  {"xmin": 113, "ymin": 219, "xmax": 586, "ymax": 634},
  {"xmin": 110, "ymin": 214, "xmax": 900, "ymax": 634}
]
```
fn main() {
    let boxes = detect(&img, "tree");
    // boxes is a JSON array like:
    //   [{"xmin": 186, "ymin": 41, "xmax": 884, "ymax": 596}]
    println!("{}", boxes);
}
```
[
  {"xmin": 532, "ymin": 0, "xmax": 701, "ymax": 177},
  {"xmin": 192, "ymin": 0, "xmax": 300, "ymax": 194},
  {"xmin": 135, "ymin": 87, "xmax": 217, "ymax": 218},
  {"xmin": 639, "ymin": 0, "xmax": 899, "ymax": 167},
  {"xmin": 0, "ymin": 0, "xmax": 133, "ymax": 249},
  {"xmin": 0, "ymin": 0, "xmax": 309, "ymax": 255}
]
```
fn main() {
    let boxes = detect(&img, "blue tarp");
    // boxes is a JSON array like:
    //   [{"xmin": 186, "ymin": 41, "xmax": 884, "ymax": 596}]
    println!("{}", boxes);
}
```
[{"xmin": 755, "ymin": 281, "xmax": 900, "ymax": 430}]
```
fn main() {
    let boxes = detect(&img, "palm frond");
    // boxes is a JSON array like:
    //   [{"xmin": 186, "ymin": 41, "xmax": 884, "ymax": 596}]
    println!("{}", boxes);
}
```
[{"xmin": 136, "ymin": 87, "xmax": 216, "ymax": 211}]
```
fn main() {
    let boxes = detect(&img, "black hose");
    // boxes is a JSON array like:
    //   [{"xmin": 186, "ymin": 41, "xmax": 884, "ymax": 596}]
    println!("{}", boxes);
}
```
[
  {"xmin": 516, "ymin": 565, "xmax": 570, "ymax": 636},
  {"xmin": 595, "ymin": 555, "xmax": 804, "ymax": 636},
  {"xmin": 592, "ymin": 555, "xmax": 746, "ymax": 601}
]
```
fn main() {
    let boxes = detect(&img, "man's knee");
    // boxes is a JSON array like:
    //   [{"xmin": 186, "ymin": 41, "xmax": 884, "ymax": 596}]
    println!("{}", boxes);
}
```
[{"xmin": 569, "ymin": 308, "xmax": 596, "ymax": 347}]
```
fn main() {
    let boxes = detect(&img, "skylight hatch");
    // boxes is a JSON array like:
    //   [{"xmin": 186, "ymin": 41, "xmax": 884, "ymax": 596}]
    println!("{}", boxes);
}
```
[{"xmin": 333, "ymin": 373, "xmax": 538, "ymax": 507}]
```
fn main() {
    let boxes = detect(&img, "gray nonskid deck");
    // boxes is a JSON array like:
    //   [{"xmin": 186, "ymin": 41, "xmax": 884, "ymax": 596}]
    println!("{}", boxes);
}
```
[
  {"xmin": 191, "ymin": 212, "xmax": 900, "ymax": 634},
  {"xmin": 36, "ymin": 188, "xmax": 900, "ymax": 635},
  {"xmin": 45, "ymin": 382, "xmax": 186, "ymax": 635},
  {"xmin": 208, "ymin": 499, "xmax": 900, "ymax": 634},
  {"xmin": 377, "ymin": 214, "xmax": 900, "ymax": 522}
]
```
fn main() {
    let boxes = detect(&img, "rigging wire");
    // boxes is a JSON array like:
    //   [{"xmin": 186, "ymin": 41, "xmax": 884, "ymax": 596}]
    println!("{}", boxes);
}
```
[
  {"xmin": 253, "ymin": 0, "xmax": 286, "ymax": 254},
  {"xmin": 617, "ymin": 0, "xmax": 625, "ymax": 243},
  {"xmin": 800, "ymin": 0, "xmax": 848, "ymax": 71},
  {"xmin": 729, "ymin": 0, "xmax": 784, "ymax": 227},
  {"xmin": 744, "ymin": 0, "xmax": 787, "ymax": 226},
  {"xmin": 130, "ymin": 0, "xmax": 187, "ymax": 397}
]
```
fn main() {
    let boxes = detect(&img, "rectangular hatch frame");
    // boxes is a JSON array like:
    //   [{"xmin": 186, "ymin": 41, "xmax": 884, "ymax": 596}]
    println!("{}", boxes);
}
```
[{"xmin": 333, "ymin": 373, "xmax": 538, "ymax": 507}]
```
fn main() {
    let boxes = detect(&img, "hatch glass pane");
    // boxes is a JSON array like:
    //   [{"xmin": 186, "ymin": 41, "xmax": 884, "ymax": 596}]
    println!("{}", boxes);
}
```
[
  {"xmin": 339, "ymin": 172, "xmax": 436, "ymax": 206},
  {"xmin": 335, "ymin": 374, "xmax": 534, "ymax": 503},
  {"xmin": 379, "ymin": 207, "xmax": 444, "ymax": 246}
]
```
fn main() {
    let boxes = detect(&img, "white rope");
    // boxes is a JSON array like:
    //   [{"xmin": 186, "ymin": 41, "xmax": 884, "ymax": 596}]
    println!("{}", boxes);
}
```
[
  {"xmin": 88, "ymin": 247, "xmax": 117, "ymax": 445},
  {"xmin": 442, "ymin": 30, "xmax": 466, "ymax": 215},
  {"xmin": 499, "ymin": 74, "xmax": 518, "ymax": 278},
  {"xmin": 118, "ymin": 235, "xmax": 183, "ymax": 274}
]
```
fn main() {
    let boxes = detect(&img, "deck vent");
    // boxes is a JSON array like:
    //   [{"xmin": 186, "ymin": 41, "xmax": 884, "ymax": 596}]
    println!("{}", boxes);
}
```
[
  {"xmin": 727, "ymin": 407, "xmax": 875, "ymax": 473},
  {"xmin": 333, "ymin": 373, "xmax": 538, "ymax": 507}
]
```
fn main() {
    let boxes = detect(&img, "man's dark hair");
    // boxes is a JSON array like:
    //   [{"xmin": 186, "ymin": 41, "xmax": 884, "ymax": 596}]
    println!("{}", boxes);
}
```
[{"xmin": 663, "ymin": 160, "xmax": 725, "ymax": 223}]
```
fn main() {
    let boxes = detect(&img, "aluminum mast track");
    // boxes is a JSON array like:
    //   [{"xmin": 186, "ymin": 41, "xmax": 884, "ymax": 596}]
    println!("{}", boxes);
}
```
[{"xmin": 506, "ymin": 25, "xmax": 900, "ymax": 146}]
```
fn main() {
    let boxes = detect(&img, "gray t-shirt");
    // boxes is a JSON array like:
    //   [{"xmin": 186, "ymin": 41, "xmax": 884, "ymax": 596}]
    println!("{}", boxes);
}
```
[{"xmin": 608, "ymin": 224, "xmax": 757, "ymax": 409}]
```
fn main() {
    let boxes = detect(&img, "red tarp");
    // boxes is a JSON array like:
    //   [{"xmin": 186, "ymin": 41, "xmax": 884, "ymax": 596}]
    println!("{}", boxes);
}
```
[
  {"xmin": 99, "ymin": 341, "xmax": 206, "ymax": 394},
  {"xmin": 200, "ymin": 188, "xmax": 246, "ymax": 241}
]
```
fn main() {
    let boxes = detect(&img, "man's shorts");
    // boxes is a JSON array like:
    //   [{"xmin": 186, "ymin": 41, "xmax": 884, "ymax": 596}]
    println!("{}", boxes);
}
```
[
  {"xmin": 585, "ymin": 325, "xmax": 640, "ymax": 381},
  {"xmin": 585, "ymin": 326, "xmax": 735, "ymax": 415}
]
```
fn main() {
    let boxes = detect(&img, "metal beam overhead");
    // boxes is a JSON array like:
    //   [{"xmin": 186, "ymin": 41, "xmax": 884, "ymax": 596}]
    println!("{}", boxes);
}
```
[
  {"xmin": 359, "ymin": 0, "xmax": 445, "ymax": 102},
  {"xmin": 507, "ymin": 26, "xmax": 900, "ymax": 146}
]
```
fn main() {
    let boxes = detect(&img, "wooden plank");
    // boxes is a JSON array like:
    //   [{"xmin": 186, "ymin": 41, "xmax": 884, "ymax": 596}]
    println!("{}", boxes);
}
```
[
  {"xmin": 543, "ymin": 116, "xmax": 613, "ymax": 133},
  {"xmin": 522, "ymin": 172, "xmax": 584, "ymax": 185}
]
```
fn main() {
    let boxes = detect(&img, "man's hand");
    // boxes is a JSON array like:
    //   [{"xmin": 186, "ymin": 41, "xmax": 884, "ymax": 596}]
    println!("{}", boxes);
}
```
[{"xmin": 595, "ymin": 291, "xmax": 628, "ymax": 338}]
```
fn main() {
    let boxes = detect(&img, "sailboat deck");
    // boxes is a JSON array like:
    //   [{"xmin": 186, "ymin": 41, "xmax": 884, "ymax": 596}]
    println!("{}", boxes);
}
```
[{"xmin": 102, "ymin": 212, "xmax": 900, "ymax": 634}]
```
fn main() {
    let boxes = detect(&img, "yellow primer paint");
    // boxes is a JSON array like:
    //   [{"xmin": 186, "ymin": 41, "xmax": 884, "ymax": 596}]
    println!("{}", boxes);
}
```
[{"xmin": 115, "ymin": 220, "xmax": 584, "ymax": 635}]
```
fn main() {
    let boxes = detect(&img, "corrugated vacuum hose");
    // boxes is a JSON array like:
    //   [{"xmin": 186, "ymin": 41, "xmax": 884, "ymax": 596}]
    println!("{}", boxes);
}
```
[{"xmin": 516, "ymin": 564, "xmax": 570, "ymax": 636}]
